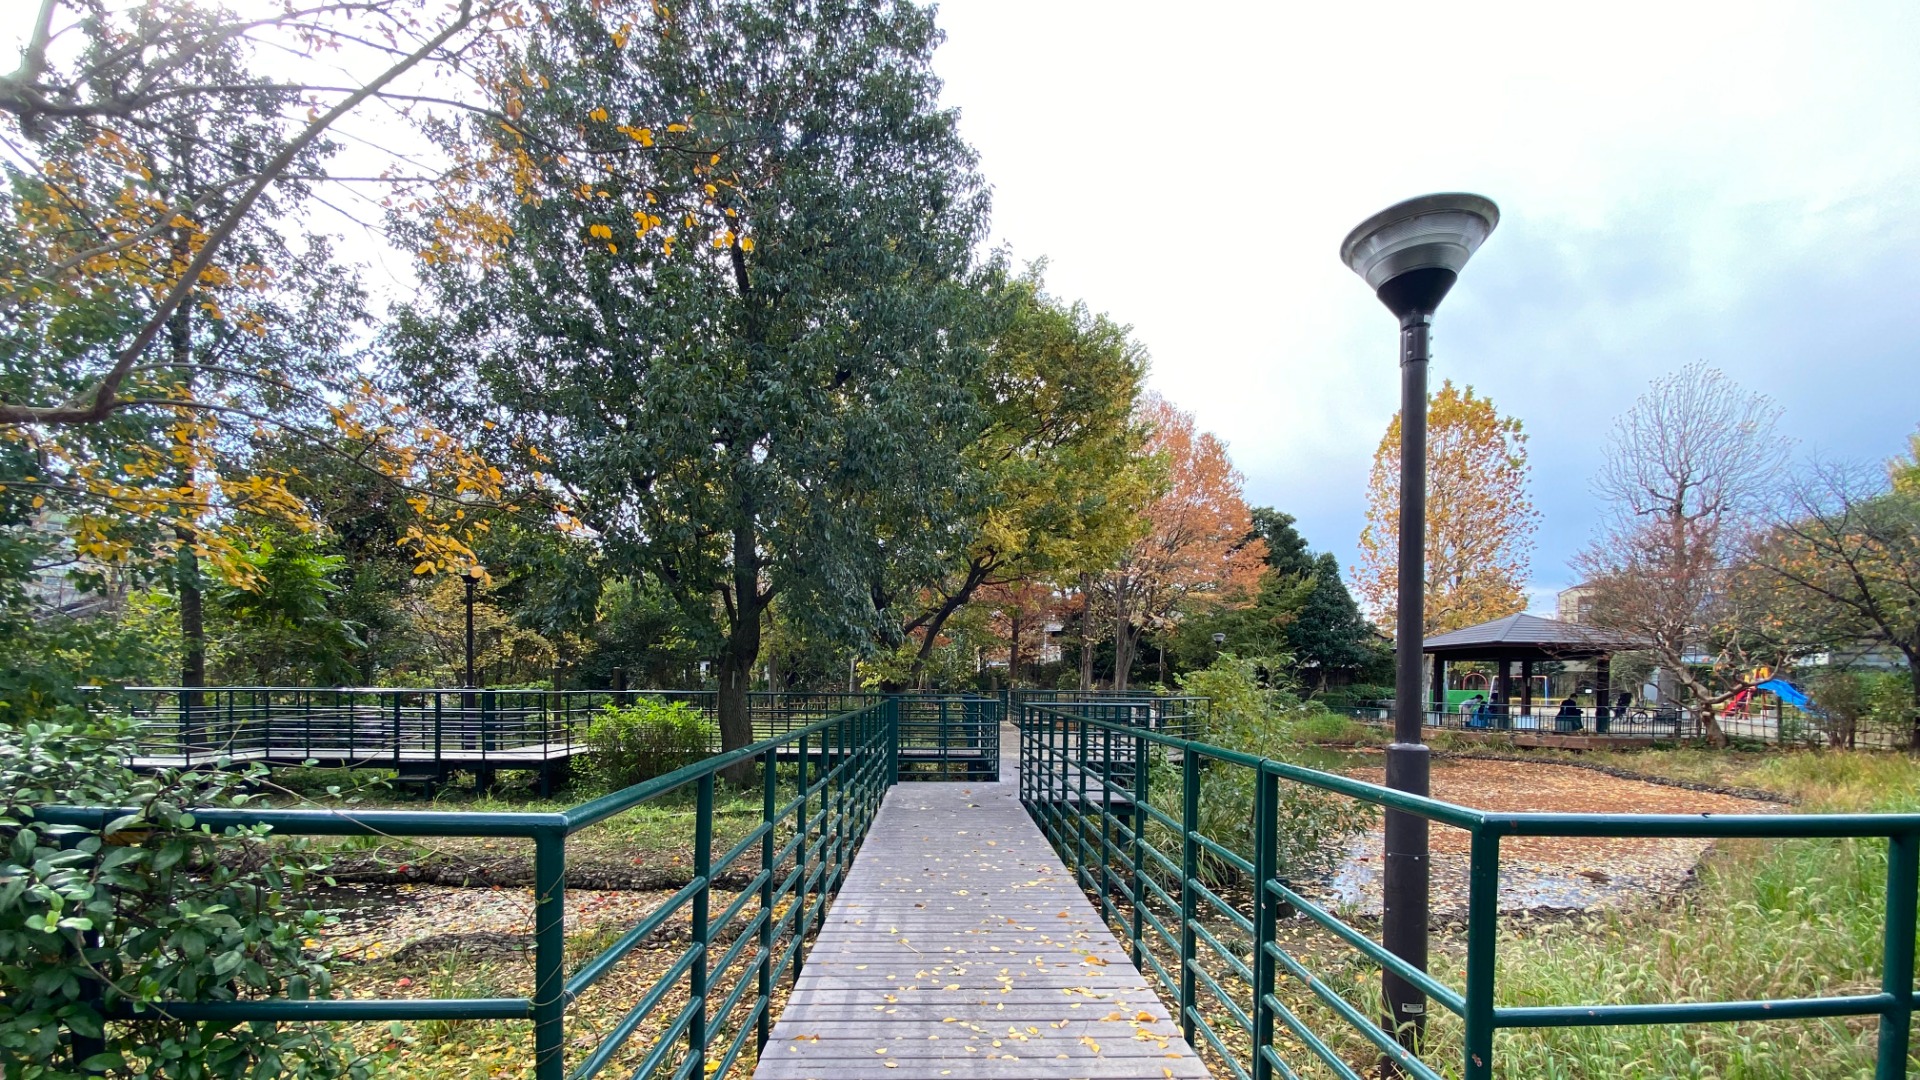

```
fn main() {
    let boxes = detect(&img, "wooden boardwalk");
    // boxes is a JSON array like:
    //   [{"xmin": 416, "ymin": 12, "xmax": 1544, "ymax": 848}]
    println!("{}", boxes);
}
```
[{"xmin": 756, "ymin": 725, "xmax": 1208, "ymax": 1079}]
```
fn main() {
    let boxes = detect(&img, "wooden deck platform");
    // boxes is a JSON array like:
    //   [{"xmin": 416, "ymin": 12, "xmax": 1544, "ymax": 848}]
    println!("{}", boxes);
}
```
[{"xmin": 756, "ymin": 725, "xmax": 1207, "ymax": 1079}]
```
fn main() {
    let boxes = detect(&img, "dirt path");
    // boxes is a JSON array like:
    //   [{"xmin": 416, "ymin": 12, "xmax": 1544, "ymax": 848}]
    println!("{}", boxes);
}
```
[{"xmin": 1316, "ymin": 757, "xmax": 1781, "ymax": 921}]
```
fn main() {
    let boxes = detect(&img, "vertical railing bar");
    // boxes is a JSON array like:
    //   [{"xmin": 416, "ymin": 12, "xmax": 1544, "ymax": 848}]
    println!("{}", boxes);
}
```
[
  {"xmin": 1179, "ymin": 745, "xmax": 1201, "ymax": 1043},
  {"xmin": 792, "ymin": 730, "xmax": 808, "ymax": 987},
  {"xmin": 1252, "ymin": 767, "xmax": 1279, "ymax": 1080},
  {"xmin": 1877, "ymin": 828, "xmax": 1918, "ymax": 1080},
  {"xmin": 758, "ymin": 745, "xmax": 776, "ymax": 1051},
  {"xmin": 1463, "ymin": 828, "xmax": 1501, "ymax": 1080},
  {"xmin": 532, "ymin": 827, "xmax": 566, "ymax": 1080},
  {"xmin": 1132, "ymin": 727, "xmax": 1149, "ymax": 971},
  {"xmin": 690, "ymin": 773, "xmax": 713, "ymax": 1076}
]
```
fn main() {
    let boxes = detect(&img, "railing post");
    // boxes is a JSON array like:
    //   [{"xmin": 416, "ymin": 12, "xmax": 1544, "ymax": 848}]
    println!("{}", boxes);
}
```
[
  {"xmin": 1463, "ymin": 829, "xmax": 1500, "ymax": 1080},
  {"xmin": 1131, "ymin": 728, "xmax": 1148, "ymax": 970},
  {"xmin": 1099, "ymin": 722, "xmax": 1115, "ymax": 914},
  {"xmin": 178, "ymin": 687, "xmax": 192, "ymax": 764},
  {"xmin": 886, "ymin": 696, "xmax": 899, "ymax": 784},
  {"xmin": 1178, "ymin": 747, "xmax": 1201, "ymax": 1043},
  {"xmin": 1251, "ymin": 767, "xmax": 1279, "ymax": 1080},
  {"xmin": 690, "ymin": 773, "xmax": 713, "ymax": 1076},
  {"xmin": 433, "ymin": 692, "xmax": 444, "ymax": 761},
  {"xmin": 1075, "ymin": 714, "xmax": 1092, "ymax": 894},
  {"xmin": 532, "ymin": 827, "xmax": 566, "ymax": 1080},
  {"xmin": 757, "ymin": 742, "xmax": 777, "ymax": 1056},
  {"xmin": 1877, "ymin": 828, "xmax": 1918, "ymax": 1079},
  {"xmin": 793, "ymin": 729, "xmax": 809, "ymax": 986}
]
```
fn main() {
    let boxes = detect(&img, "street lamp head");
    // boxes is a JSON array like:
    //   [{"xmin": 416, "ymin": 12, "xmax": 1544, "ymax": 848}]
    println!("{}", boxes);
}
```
[
  {"xmin": 461, "ymin": 566, "xmax": 484, "ymax": 585},
  {"xmin": 1341, "ymin": 193, "xmax": 1498, "ymax": 320}
]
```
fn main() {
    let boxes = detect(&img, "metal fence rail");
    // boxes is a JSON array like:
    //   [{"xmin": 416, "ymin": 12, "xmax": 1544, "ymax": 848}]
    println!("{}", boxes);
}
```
[
  {"xmin": 39, "ymin": 701, "xmax": 901, "ymax": 1080},
  {"xmin": 1017, "ymin": 702, "xmax": 1920, "ymax": 1080},
  {"xmin": 1334, "ymin": 700, "xmax": 1910, "ymax": 749},
  {"xmin": 114, "ymin": 688, "xmax": 887, "ymax": 772},
  {"xmin": 1014, "ymin": 689, "xmax": 1210, "ymax": 737},
  {"xmin": 892, "ymin": 693, "xmax": 1001, "ymax": 780}
]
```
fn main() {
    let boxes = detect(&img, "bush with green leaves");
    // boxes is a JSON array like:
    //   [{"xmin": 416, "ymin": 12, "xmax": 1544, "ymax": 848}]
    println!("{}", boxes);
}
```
[
  {"xmin": 1158, "ymin": 655, "xmax": 1377, "ymax": 886},
  {"xmin": 0, "ymin": 710, "xmax": 361, "ymax": 1078},
  {"xmin": 580, "ymin": 700, "xmax": 719, "ymax": 791}
]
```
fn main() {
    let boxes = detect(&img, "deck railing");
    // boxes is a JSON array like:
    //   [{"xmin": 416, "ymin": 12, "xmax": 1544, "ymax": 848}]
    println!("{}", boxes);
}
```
[
  {"xmin": 1018, "ymin": 702, "xmax": 1920, "ymax": 1080},
  {"xmin": 38, "ymin": 701, "xmax": 899, "ymax": 1080},
  {"xmin": 114, "ymin": 687, "xmax": 881, "ymax": 770}
]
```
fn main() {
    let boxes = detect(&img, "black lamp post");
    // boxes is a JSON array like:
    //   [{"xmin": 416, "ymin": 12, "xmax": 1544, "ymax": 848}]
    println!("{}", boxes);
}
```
[
  {"xmin": 1340, "ymin": 193, "xmax": 1498, "ymax": 1064},
  {"xmin": 460, "ymin": 568, "xmax": 482, "ymax": 689}
]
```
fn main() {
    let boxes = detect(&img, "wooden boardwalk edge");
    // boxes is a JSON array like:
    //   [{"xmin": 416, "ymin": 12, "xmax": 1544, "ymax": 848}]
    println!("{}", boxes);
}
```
[{"xmin": 753, "ymin": 724, "xmax": 1209, "ymax": 1079}]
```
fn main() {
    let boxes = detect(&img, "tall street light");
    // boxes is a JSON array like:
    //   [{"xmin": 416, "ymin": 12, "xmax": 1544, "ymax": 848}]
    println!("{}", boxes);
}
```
[
  {"xmin": 1340, "ymin": 193, "xmax": 1498, "ymax": 1063},
  {"xmin": 461, "ymin": 567, "xmax": 483, "ymax": 689}
]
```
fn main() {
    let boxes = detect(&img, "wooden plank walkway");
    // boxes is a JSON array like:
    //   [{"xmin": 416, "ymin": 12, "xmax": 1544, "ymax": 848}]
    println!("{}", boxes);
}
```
[{"xmin": 756, "ymin": 724, "xmax": 1208, "ymax": 1079}]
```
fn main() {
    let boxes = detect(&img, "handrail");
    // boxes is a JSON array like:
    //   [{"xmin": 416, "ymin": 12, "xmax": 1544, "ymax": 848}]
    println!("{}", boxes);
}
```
[
  {"xmin": 39, "ymin": 700, "xmax": 903, "ymax": 1080},
  {"xmin": 1017, "ymin": 702, "xmax": 1920, "ymax": 1080}
]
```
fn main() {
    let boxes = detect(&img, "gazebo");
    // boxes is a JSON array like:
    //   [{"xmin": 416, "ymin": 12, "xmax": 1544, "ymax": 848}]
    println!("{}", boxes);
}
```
[{"xmin": 1422, "ymin": 613, "xmax": 1654, "ymax": 728}]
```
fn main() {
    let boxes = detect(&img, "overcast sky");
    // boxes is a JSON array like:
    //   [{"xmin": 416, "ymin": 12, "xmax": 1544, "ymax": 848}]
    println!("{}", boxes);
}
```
[
  {"xmin": 9, "ymin": 2, "xmax": 1917, "ymax": 613},
  {"xmin": 930, "ymin": 0, "xmax": 1920, "ymax": 611}
]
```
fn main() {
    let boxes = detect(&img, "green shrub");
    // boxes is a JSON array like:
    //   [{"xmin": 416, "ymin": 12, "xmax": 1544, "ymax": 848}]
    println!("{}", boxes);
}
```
[
  {"xmin": 1160, "ymin": 656, "xmax": 1377, "ymax": 885},
  {"xmin": 1286, "ymin": 708, "xmax": 1380, "ymax": 746},
  {"xmin": 0, "ymin": 710, "xmax": 360, "ymax": 1078},
  {"xmin": 581, "ymin": 700, "xmax": 718, "ymax": 790}
]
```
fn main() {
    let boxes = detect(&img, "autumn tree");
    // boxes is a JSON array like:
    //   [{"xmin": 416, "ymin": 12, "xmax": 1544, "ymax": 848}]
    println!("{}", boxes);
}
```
[
  {"xmin": 1356, "ymin": 379, "xmax": 1537, "ymax": 635},
  {"xmin": 1093, "ymin": 396, "xmax": 1265, "ymax": 691},
  {"xmin": 882, "ymin": 269, "xmax": 1153, "ymax": 687},
  {"xmin": 0, "ymin": 0, "xmax": 520, "ymax": 706},
  {"xmin": 1574, "ymin": 362, "xmax": 1789, "ymax": 744},
  {"xmin": 390, "ymin": 0, "xmax": 995, "ymax": 775},
  {"xmin": 1744, "ymin": 458, "xmax": 1920, "ymax": 747}
]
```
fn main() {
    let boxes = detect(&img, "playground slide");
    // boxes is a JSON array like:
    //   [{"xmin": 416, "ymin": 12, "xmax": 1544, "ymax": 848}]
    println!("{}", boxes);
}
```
[{"xmin": 1754, "ymin": 677, "xmax": 1812, "ymax": 711}]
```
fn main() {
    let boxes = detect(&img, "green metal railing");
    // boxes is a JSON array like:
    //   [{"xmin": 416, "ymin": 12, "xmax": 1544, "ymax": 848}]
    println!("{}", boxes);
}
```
[
  {"xmin": 1011, "ymin": 688, "xmax": 1210, "ymax": 736},
  {"xmin": 39, "ymin": 700, "xmax": 900, "ymax": 1079},
  {"xmin": 1018, "ymin": 702, "xmax": 1920, "ymax": 1080},
  {"xmin": 114, "ymin": 687, "xmax": 882, "ymax": 770},
  {"xmin": 893, "ymin": 693, "xmax": 1002, "ymax": 780}
]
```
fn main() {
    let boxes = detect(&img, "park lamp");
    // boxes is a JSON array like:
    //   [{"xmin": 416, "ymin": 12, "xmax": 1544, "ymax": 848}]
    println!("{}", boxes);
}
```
[
  {"xmin": 1341, "ymin": 193, "xmax": 1498, "ymax": 322},
  {"xmin": 1341, "ymin": 192, "xmax": 1498, "ymax": 1068}
]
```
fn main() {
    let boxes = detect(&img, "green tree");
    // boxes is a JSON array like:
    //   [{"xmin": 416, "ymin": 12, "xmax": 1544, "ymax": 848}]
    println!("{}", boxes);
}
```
[
  {"xmin": 1251, "ymin": 508, "xmax": 1314, "ymax": 578},
  {"xmin": 391, "ymin": 0, "xmax": 994, "ymax": 775},
  {"xmin": 1287, "ymin": 552, "xmax": 1377, "ymax": 685},
  {"xmin": 207, "ymin": 532, "xmax": 364, "ymax": 685},
  {"xmin": 885, "ymin": 268, "xmax": 1151, "ymax": 686},
  {"xmin": 1745, "ymin": 461, "xmax": 1920, "ymax": 747}
]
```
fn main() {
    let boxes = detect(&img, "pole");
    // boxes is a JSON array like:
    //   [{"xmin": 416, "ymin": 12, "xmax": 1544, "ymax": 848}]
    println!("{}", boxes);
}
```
[
  {"xmin": 1382, "ymin": 310, "xmax": 1431, "ymax": 1066},
  {"xmin": 463, "ymin": 574, "xmax": 477, "ymax": 689}
]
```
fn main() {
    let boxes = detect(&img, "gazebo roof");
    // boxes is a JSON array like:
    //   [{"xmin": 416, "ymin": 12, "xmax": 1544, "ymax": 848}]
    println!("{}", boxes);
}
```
[{"xmin": 1422, "ymin": 613, "xmax": 1652, "ymax": 661}]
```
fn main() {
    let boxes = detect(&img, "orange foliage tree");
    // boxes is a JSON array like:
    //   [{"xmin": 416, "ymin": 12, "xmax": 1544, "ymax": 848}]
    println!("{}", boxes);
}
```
[
  {"xmin": 1092, "ymin": 396, "xmax": 1265, "ymax": 690},
  {"xmin": 1355, "ymin": 379, "xmax": 1537, "ymax": 635}
]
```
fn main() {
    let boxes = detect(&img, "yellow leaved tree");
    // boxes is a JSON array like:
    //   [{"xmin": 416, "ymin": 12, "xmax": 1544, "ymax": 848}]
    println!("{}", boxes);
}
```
[{"xmin": 1355, "ymin": 380, "xmax": 1537, "ymax": 635}]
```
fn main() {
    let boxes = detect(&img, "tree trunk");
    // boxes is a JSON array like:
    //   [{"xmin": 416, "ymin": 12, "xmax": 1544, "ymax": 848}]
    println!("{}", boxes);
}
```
[
  {"xmin": 1009, "ymin": 607, "xmax": 1022, "ymax": 689},
  {"xmin": 1077, "ymin": 574, "xmax": 1094, "ymax": 693},
  {"xmin": 717, "ymin": 515, "xmax": 765, "ymax": 786},
  {"xmin": 1112, "ymin": 612, "xmax": 1136, "ymax": 693},
  {"xmin": 178, "ymin": 536, "xmax": 205, "ymax": 688},
  {"xmin": 1907, "ymin": 654, "xmax": 1920, "ymax": 753},
  {"xmin": 168, "ymin": 291, "xmax": 205, "ymax": 694}
]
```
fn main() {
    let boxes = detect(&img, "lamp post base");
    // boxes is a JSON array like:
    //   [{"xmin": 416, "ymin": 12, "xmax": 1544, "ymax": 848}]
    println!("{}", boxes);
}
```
[{"xmin": 1381, "ymin": 739, "xmax": 1430, "ymax": 1073}]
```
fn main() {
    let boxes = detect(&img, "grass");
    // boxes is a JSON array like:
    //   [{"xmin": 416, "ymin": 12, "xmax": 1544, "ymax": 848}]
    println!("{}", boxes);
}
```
[
  {"xmin": 1452, "ymin": 749, "xmax": 1920, "ymax": 1078},
  {"xmin": 331, "ymin": 890, "xmax": 795, "ymax": 1079},
  {"xmin": 1310, "ymin": 748, "xmax": 1920, "ymax": 1077},
  {"xmin": 1071, "ymin": 739, "xmax": 1920, "ymax": 1078},
  {"xmin": 260, "ymin": 765, "xmax": 771, "ymax": 884}
]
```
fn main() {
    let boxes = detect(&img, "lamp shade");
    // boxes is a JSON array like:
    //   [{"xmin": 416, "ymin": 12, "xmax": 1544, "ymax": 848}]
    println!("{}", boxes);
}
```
[{"xmin": 1341, "ymin": 193, "xmax": 1498, "ymax": 316}]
